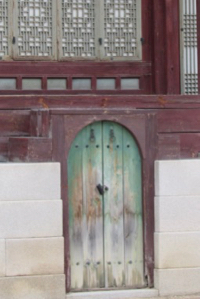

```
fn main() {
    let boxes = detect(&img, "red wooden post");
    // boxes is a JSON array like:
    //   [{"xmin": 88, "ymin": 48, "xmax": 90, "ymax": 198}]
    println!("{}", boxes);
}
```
[
  {"xmin": 197, "ymin": 0, "xmax": 200, "ymax": 93},
  {"xmin": 153, "ymin": 0, "xmax": 180, "ymax": 94},
  {"xmin": 153, "ymin": 0, "xmax": 167, "ymax": 94},
  {"xmin": 165, "ymin": 0, "xmax": 180, "ymax": 94}
]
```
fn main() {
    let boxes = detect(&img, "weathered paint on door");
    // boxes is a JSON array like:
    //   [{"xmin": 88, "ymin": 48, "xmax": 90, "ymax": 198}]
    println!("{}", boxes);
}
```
[{"xmin": 67, "ymin": 121, "xmax": 144, "ymax": 291}]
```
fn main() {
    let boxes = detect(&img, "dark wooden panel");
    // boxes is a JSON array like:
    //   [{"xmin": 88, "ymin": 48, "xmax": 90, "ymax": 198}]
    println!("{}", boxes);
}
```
[
  {"xmin": 0, "ymin": 61, "xmax": 151, "ymax": 76},
  {"xmin": 9, "ymin": 138, "xmax": 28, "ymax": 162},
  {"xmin": 9, "ymin": 137, "xmax": 52, "ymax": 162},
  {"xmin": 157, "ymin": 134, "xmax": 180, "ymax": 159},
  {"xmin": 0, "ymin": 111, "xmax": 30, "ymax": 136},
  {"xmin": 157, "ymin": 109, "xmax": 200, "ymax": 133},
  {"xmin": 153, "ymin": 0, "xmax": 167, "ymax": 94},
  {"xmin": 0, "ymin": 137, "xmax": 9, "ymax": 162},
  {"xmin": 180, "ymin": 133, "xmax": 200, "ymax": 158},
  {"xmin": 0, "ymin": 61, "xmax": 152, "ymax": 95},
  {"xmin": 0, "ymin": 90, "xmax": 152, "ymax": 96},
  {"xmin": 153, "ymin": 0, "xmax": 180, "ymax": 94},
  {"xmin": 144, "ymin": 114, "xmax": 157, "ymax": 287},
  {"xmin": 51, "ymin": 115, "xmax": 70, "ymax": 290},
  {"xmin": 0, "ymin": 95, "xmax": 200, "ymax": 110},
  {"xmin": 30, "ymin": 110, "xmax": 50, "ymax": 137},
  {"xmin": 142, "ymin": 0, "xmax": 153, "ymax": 63},
  {"xmin": 157, "ymin": 132, "xmax": 200, "ymax": 160},
  {"xmin": 165, "ymin": 0, "xmax": 180, "ymax": 94}
]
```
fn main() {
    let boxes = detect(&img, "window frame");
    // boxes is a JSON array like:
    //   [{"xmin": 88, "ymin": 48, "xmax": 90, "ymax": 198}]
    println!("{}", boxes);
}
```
[
  {"xmin": 58, "ymin": 0, "xmax": 142, "ymax": 61},
  {"xmin": 179, "ymin": 0, "xmax": 198, "ymax": 95},
  {"xmin": 2, "ymin": 0, "xmax": 142, "ymax": 61},
  {"xmin": 11, "ymin": 0, "xmax": 57, "ymax": 61}
]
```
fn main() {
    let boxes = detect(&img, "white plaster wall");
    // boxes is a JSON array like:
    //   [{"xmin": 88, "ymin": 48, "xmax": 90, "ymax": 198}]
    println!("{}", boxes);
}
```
[
  {"xmin": 0, "ymin": 201, "xmax": 62, "ymax": 238},
  {"xmin": 155, "ymin": 160, "xmax": 200, "ymax": 296},
  {"xmin": 6, "ymin": 238, "xmax": 64, "ymax": 276},
  {"xmin": 0, "ymin": 163, "xmax": 61, "ymax": 201},
  {"xmin": 0, "ymin": 240, "xmax": 5, "ymax": 277},
  {"xmin": 0, "ymin": 163, "xmax": 65, "ymax": 299}
]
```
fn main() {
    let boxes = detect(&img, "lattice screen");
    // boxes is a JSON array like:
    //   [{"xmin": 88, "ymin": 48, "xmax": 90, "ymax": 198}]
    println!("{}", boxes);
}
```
[
  {"xmin": 62, "ymin": 0, "xmax": 96, "ymax": 58},
  {"xmin": 180, "ymin": 0, "xmax": 198, "ymax": 94},
  {"xmin": 0, "ymin": 0, "xmax": 8, "ymax": 56},
  {"xmin": 104, "ymin": 0, "xmax": 138, "ymax": 58},
  {"xmin": 61, "ymin": 0, "xmax": 141, "ymax": 59},
  {"xmin": 0, "ymin": 0, "xmax": 141, "ymax": 60},
  {"xmin": 17, "ymin": 0, "xmax": 54, "ymax": 57}
]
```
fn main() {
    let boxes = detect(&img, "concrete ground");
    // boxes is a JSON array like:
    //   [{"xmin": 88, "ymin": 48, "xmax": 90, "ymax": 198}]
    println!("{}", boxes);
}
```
[
  {"xmin": 66, "ymin": 294, "xmax": 200, "ymax": 299},
  {"xmin": 147, "ymin": 296, "xmax": 200, "ymax": 299}
]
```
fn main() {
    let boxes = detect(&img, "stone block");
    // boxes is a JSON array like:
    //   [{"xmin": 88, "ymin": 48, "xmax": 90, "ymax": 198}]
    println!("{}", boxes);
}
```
[
  {"xmin": 155, "ymin": 160, "xmax": 200, "ymax": 196},
  {"xmin": 155, "ymin": 232, "xmax": 200, "ymax": 268},
  {"xmin": 0, "ymin": 201, "xmax": 62, "ymax": 238},
  {"xmin": 0, "ymin": 240, "xmax": 5, "ymax": 276},
  {"xmin": 66, "ymin": 289, "xmax": 159, "ymax": 299},
  {"xmin": 154, "ymin": 268, "xmax": 200, "ymax": 296},
  {"xmin": 6, "ymin": 238, "xmax": 64, "ymax": 276},
  {"xmin": 0, "ymin": 275, "xmax": 65, "ymax": 299},
  {"xmin": 0, "ymin": 163, "xmax": 60, "ymax": 201},
  {"xmin": 155, "ymin": 196, "xmax": 200, "ymax": 232}
]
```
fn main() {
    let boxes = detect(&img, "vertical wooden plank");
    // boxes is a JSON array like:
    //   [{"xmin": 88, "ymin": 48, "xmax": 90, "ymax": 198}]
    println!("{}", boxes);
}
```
[
  {"xmin": 142, "ymin": 0, "xmax": 154, "ymax": 63},
  {"xmin": 103, "ymin": 121, "xmax": 125, "ymax": 288},
  {"xmin": 52, "ymin": 115, "xmax": 70, "ymax": 291},
  {"xmin": 123, "ymin": 129, "xmax": 144, "ymax": 287},
  {"xmin": 197, "ymin": 0, "xmax": 200, "ymax": 93},
  {"xmin": 157, "ymin": 133, "xmax": 180, "ymax": 159},
  {"xmin": 165, "ymin": 0, "xmax": 180, "ymax": 94},
  {"xmin": 82, "ymin": 122, "xmax": 104, "ymax": 288},
  {"xmin": 144, "ymin": 114, "xmax": 157, "ymax": 287},
  {"xmin": 153, "ymin": 0, "xmax": 167, "ymax": 94},
  {"xmin": 153, "ymin": 0, "xmax": 180, "ymax": 94},
  {"xmin": 30, "ymin": 110, "xmax": 50, "ymax": 137},
  {"xmin": 68, "ymin": 131, "xmax": 84, "ymax": 289}
]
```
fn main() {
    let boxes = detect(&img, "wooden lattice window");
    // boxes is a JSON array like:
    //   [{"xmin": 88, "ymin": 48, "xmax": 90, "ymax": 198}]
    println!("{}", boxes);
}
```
[
  {"xmin": 60, "ymin": 0, "xmax": 142, "ymax": 60},
  {"xmin": 14, "ymin": 0, "xmax": 56, "ymax": 59},
  {"xmin": 0, "ymin": 0, "xmax": 9, "ymax": 57},
  {"xmin": 0, "ymin": 0, "xmax": 142, "ymax": 61},
  {"xmin": 180, "ymin": 0, "xmax": 198, "ymax": 94}
]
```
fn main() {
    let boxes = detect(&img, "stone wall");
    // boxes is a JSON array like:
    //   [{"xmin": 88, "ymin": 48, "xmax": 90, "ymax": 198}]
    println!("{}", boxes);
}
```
[
  {"xmin": 3, "ymin": 159, "xmax": 200, "ymax": 298},
  {"xmin": 0, "ymin": 163, "xmax": 65, "ymax": 299},
  {"xmin": 154, "ymin": 160, "xmax": 200, "ymax": 296}
]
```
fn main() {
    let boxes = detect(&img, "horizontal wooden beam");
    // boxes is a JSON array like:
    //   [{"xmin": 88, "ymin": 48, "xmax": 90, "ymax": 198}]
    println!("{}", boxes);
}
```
[{"xmin": 0, "ymin": 95, "xmax": 200, "ymax": 109}]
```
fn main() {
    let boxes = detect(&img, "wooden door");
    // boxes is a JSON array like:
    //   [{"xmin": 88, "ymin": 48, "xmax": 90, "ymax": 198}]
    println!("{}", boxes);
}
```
[{"xmin": 67, "ymin": 121, "xmax": 144, "ymax": 291}]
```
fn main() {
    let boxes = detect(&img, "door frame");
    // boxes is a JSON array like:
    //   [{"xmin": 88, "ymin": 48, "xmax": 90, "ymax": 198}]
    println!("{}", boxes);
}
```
[{"xmin": 51, "ymin": 109, "xmax": 157, "ymax": 292}]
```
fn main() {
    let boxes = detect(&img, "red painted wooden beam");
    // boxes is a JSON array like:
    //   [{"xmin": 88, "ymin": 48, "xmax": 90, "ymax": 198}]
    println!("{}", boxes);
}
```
[
  {"xmin": 153, "ymin": 0, "xmax": 180, "ymax": 94},
  {"xmin": 153, "ymin": 0, "xmax": 167, "ymax": 94},
  {"xmin": 165, "ymin": 0, "xmax": 180, "ymax": 94}
]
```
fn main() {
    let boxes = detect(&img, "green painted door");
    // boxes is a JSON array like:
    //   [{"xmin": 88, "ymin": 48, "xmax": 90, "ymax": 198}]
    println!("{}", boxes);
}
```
[{"xmin": 68, "ymin": 121, "xmax": 144, "ymax": 291}]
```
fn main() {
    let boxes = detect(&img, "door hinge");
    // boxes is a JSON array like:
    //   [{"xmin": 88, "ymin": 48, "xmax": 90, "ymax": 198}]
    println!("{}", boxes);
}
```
[
  {"xmin": 90, "ymin": 128, "xmax": 95, "ymax": 142},
  {"xmin": 109, "ymin": 128, "xmax": 115, "ymax": 141},
  {"xmin": 145, "ymin": 275, "xmax": 149, "ymax": 287},
  {"xmin": 140, "ymin": 37, "xmax": 145, "ymax": 45}
]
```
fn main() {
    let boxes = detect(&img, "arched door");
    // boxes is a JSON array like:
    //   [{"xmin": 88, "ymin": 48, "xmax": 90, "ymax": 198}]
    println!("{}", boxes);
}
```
[{"xmin": 67, "ymin": 121, "xmax": 144, "ymax": 291}]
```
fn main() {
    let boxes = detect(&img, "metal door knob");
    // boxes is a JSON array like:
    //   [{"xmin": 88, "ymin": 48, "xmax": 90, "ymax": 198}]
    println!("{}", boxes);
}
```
[{"xmin": 96, "ymin": 184, "xmax": 109, "ymax": 195}]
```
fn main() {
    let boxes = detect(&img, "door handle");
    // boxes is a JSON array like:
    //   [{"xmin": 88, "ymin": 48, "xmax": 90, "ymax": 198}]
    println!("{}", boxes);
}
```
[
  {"xmin": 98, "ymin": 38, "xmax": 103, "ymax": 45},
  {"xmin": 96, "ymin": 184, "xmax": 109, "ymax": 195},
  {"xmin": 96, "ymin": 184, "xmax": 104, "ymax": 195}
]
